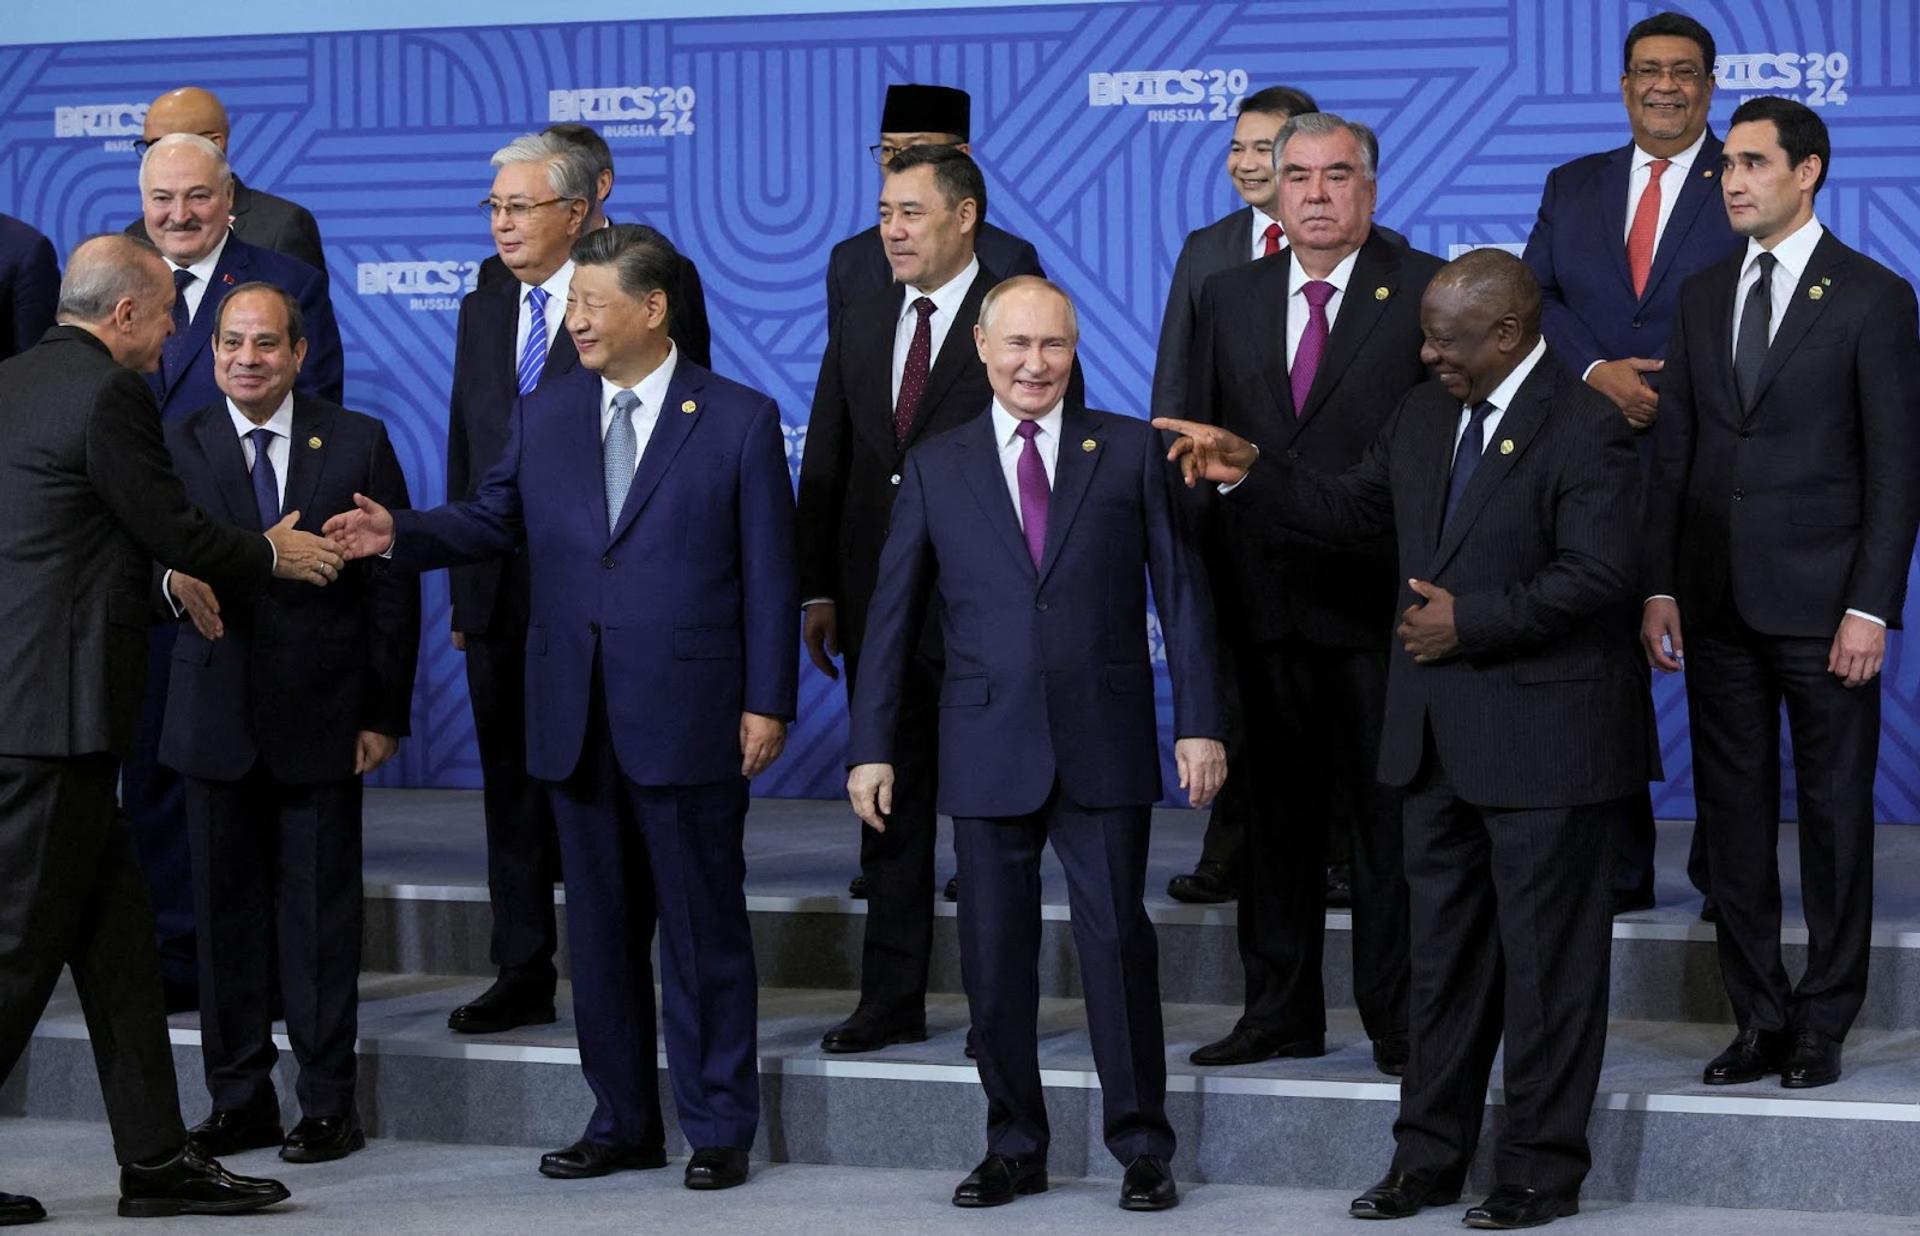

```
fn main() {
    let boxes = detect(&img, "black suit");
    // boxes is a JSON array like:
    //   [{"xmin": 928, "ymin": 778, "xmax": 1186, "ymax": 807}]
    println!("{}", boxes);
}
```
[
  {"xmin": 1648, "ymin": 228, "xmax": 1920, "ymax": 1041},
  {"xmin": 475, "ymin": 238, "xmax": 713, "ymax": 369},
  {"xmin": 1234, "ymin": 350, "xmax": 1655, "ymax": 1196},
  {"xmin": 159, "ymin": 396, "xmax": 419, "ymax": 1121},
  {"xmin": 825, "ymin": 221, "xmax": 1042, "ymax": 325},
  {"xmin": 127, "ymin": 176, "xmax": 326, "ymax": 287},
  {"xmin": 0, "ymin": 213, "xmax": 59, "ymax": 363},
  {"xmin": 1188, "ymin": 231, "xmax": 1440, "ymax": 1053},
  {"xmin": 0, "ymin": 326, "xmax": 274, "ymax": 1165}
]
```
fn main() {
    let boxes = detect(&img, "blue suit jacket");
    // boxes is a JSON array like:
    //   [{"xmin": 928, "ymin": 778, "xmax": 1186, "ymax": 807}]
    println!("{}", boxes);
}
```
[
  {"xmin": 1523, "ymin": 136, "xmax": 1740, "ymax": 377},
  {"xmin": 147, "ymin": 236, "xmax": 344, "ymax": 421},
  {"xmin": 848, "ymin": 405, "xmax": 1223, "ymax": 817},
  {"xmin": 391, "ymin": 358, "xmax": 798, "ymax": 785},
  {"xmin": 0, "ymin": 213, "xmax": 59, "ymax": 363}
]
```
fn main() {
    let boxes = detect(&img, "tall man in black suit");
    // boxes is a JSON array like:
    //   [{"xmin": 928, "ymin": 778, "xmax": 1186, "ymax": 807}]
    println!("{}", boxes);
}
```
[
  {"xmin": 0, "ymin": 212, "xmax": 59, "ymax": 362},
  {"xmin": 1524, "ymin": 10, "xmax": 1740, "ymax": 914},
  {"xmin": 158, "ymin": 283, "xmax": 420, "ymax": 1164},
  {"xmin": 824, "ymin": 84, "xmax": 1045, "ymax": 324},
  {"xmin": 1185, "ymin": 112, "xmax": 1438, "ymax": 1076},
  {"xmin": 1644, "ymin": 97, "xmax": 1920, "ymax": 1091},
  {"xmin": 0, "ymin": 234, "xmax": 343, "ymax": 1223},
  {"xmin": 1160, "ymin": 249, "xmax": 1657, "ymax": 1230},
  {"xmin": 441, "ymin": 132, "xmax": 590, "ymax": 1035}
]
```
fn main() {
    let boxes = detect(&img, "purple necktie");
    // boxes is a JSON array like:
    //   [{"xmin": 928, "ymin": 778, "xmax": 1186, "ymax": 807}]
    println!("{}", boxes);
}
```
[
  {"xmin": 1290, "ymin": 279, "xmax": 1335, "ymax": 415},
  {"xmin": 1014, "ymin": 419, "xmax": 1049, "ymax": 568}
]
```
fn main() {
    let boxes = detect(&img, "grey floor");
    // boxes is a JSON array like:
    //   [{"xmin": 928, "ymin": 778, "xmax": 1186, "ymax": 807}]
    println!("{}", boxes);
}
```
[{"xmin": 3, "ymin": 1120, "xmax": 1910, "ymax": 1235}]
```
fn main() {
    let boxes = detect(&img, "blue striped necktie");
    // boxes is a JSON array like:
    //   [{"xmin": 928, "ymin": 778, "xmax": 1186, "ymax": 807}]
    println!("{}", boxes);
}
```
[{"xmin": 516, "ymin": 286, "xmax": 550, "ymax": 396}]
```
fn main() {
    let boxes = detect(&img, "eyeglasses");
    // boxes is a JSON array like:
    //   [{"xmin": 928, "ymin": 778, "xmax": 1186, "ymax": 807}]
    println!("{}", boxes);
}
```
[
  {"xmin": 132, "ymin": 130, "xmax": 223, "ymax": 156},
  {"xmin": 869, "ymin": 142, "xmax": 913, "ymax": 166},
  {"xmin": 479, "ymin": 197, "xmax": 575, "ymax": 221},
  {"xmin": 1628, "ymin": 63, "xmax": 1706, "ymax": 84}
]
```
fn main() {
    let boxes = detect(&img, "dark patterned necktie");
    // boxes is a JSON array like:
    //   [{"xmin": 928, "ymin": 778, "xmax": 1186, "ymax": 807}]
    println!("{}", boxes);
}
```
[
  {"xmin": 1733, "ymin": 251, "xmax": 1778, "ymax": 407},
  {"xmin": 1442, "ymin": 401, "xmax": 1496, "ymax": 528},
  {"xmin": 893, "ymin": 296, "xmax": 936, "ymax": 444},
  {"xmin": 162, "ymin": 268, "xmax": 196, "ymax": 384},
  {"xmin": 247, "ymin": 427, "xmax": 280, "ymax": 529}
]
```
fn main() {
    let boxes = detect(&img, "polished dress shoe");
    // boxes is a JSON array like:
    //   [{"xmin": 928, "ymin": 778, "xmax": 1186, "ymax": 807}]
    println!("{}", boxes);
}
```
[
  {"xmin": 280, "ymin": 1114, "xmax": 366, "ymax": 1163},
  {"xmin": 964, "ymin": 1028, "xmax": 977, "ymax": 1059},
  {"xmin": 1349, "ymin": 1168, "xmax": 1464, "ymax": 1219},
  {"xmin": 0, "ymin": 1193, "xmax": 45, "ymax": 1226},
  {"xmin": 684, "ymin": 1147, "xmax": 749, "ymax": 1190},
  {"xmin": 1166, "ymin": 862, "xmax": 1236, "ymax": 904},
  {"xmin": 944, "ymin": 874, "xmax": 960, "ymax": 902},
  {"xmin": 952, "ymin": 1153, "xmax": 1047, "ymax": 1207},
  {"xmin": 1326, "ymin": 862, "xmax": 1354, "ymax": 910},
  {"xmin": 118, "ymin": 1143, "xmax": 290, "ymax": 1218},
  {"xmin": 1610, "ymin": 888, "xmax": 1655, "ymax": 915},
  {"xmin": 1463, "ymin": 1184, "xmax": 1578, "ymax": 1229},
  {"xmin": 848, "ymin": 874, "xmax": 868, "ymax": 899},
  {"xmin": 1781, "ymin": 1028, "xmax": 1843, "ymax": 1089},
  {"xmin": 1189, "ymin": 1025, "xmax": 1324, "ymax": 1066},
  {"xmin": 821, "ymin": 1006, "xmax": 928, "ymax": 1053},
  {"xmin": 539, "ymin": 1138, "xmax": 668, "ymax": 1179},
  {"xmin": 187, "ymin": 1109, "xmax": 283, "ymax": 1157},
  {"xmin": 448, "ymin": 979, "xmax": 557, "ymax": 1034},
  {"xmin": 1699, "ymin": 898, "xmax": 1719, "ymax": 923},
  {"xmin": 1119, "ymin": 1155, "xmax": 1177, "ymax": 1211},
  {"xmin": 1702, "ymin": 1027, "xmax": 1790, "ymax": 1085},
  {"xmin": 1372, "ymin": 1039, "xmax": 1408, "ymax": 1078}
]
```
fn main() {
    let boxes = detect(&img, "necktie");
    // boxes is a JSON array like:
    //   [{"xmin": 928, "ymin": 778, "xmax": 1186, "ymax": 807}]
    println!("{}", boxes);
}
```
[
  {"xmin": 516, "ymin": 286, "xmax": 550, "ymax": 396},
  {"xmin": 162, "ymin": 268, "xmax": 196, "ymax": 383},
  {"xmin": 1262, "ymin": 222, "xmax": 1282, "ymax": 258},
  {"xmin": 1626, "ymin": 158, "xmax": 1671, "ymax": 298},
  {"xmin": 1290, "ymin": 280, "xmax": 1335, "ymax": 415},
  {"xmin": 1733, "ymin": 251, "xmax": 1778, "ymax": 408},
  {"xmin": 1442, "ymin": 400, "xmax": 1497, "ymax": 529},
  {"xmin": 893, "ymin": 296, "xmax": 936, "ymax": 444},
  {"xmin": 1014, "ymin": 420, "xmax": 1049, "ymax": 569},
  {"xmin": 247, "ymin": 427, "xmax": 280, "ymax": 530},
  {"xmin": 603, "ymin": 389, "xmax": 639, "ymax": 533}
]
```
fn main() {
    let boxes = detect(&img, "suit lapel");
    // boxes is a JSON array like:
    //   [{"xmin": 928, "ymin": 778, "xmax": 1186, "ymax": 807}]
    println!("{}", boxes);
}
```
[
  {"xmin": 1036, "ymin": 406, "xmax": 1105, "ymax": 584},
  {"xmin": 229, "ymin": 178, "xmax": 257, "ymax": 245},
  {"xmin": 1639, "ymin": 136, "xmax": 1722, "ymax": 306},
  {"xmin": 1247, "ymin": 258, "xmax": 1296, "ymax": 421},
  {"xmin": 543, "ymin": 321, "xmax": 580, "ymax": 382},
  {"xmin": 849, "ymin": 287, "xmax": 906, "ymax": 458},
  {"xmin": 492, "ymin": 276, "xmax": 528, "ymax": 403},
  {"xmin": 166, "ymin": 236, "xmax": 246, "ymax": 397},
  {"xmin": 1601, "ymin": 144, "xmax": 1636, "ymax": 299},
  {"xmin": 194, "ymin": 404, "xmax": 259, "ymax": 529},
  {"xmin": 1747, "ymin": 232, "xmax": 1846, "ymax": 413},
  {"xmin": 609, "ymin": 361, "xmax": 701, "ymax": 545},
  {"xmin": 902, "ymin": 267, "xmax": 995, "ymax": 450},
  {"xmin": 282, "ymin": 398, "xmax": 333, "ymax": 524},
  {"xmin": 1292, "ymin": 233, "xmax": 1399, "ymax": 433},
  {"xmin": 1428, "ymin": 362, "xmax": 1556, "ymax": 575},
  {"xmin": 958, "ymin": 409, "xmax": 1035, "ymax": 575}
]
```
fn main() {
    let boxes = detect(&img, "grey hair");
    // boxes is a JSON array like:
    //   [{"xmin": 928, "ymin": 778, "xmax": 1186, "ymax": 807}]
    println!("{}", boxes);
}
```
[
  {"xmin": 57, "ymin": 233, "xmax": 167, "ymax": 321},
  {"xmin": 1274, "ymin": 111, "xmax": 1379, "ymax": 180},
  {"xmin": 138, "ymin": 132, "xmax": 233, "ymax": 191},
  {"xmin": 490, "ymin": 132, "xmax": 594, "ymax": 204},
  {"xmin": 977, "ymin": 275, "xmax": 1079, "ymax": 341}
]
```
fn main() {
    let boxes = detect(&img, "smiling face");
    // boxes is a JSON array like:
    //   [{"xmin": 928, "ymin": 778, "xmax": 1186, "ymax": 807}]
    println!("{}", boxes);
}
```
[
  {"xmin": 1276, "ymin": 128, "xmax": 1376, "ymax": 270},
  {"xmin": 1620, "ymin": 33, "xmax": 1713, "ymax": 156},
  {"xmin": 1227, "ymin": 108, "xmax": 1289, "ymax": 212},
  {"xmin": 973, "ymin": 284, "xmax": 1076, "ymax": 418},
  {"xmin": 565, "ymin": 260, "xmax": 669, "ymax": 386},
  {"xmin": 1419, "ymin": 280, "xmax": 1522, "ymax": 404},
  {"xmin": 1720, "ymin": 117, "xmax": 1819, "ymax": 245},
  {"xmin": 213, "ymin": 288, "xmax": 307, "ymax": 420},
  {"xmin": 878, "ymin": 163, "xmax": 977, "ymax": 292},
  {"xmin": 140, "ymin": 142, "xmax": 234, "ymax": 266}
]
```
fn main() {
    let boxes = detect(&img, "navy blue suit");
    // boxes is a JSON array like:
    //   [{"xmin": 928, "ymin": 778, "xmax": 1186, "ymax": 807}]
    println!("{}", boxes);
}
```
[
  {"xmin": 389, "ymin": 356, "xmax": 796, "ymax": 1151},
  {"xmin": 850, "ymin": 404, "xmax": 1221, "ymax": 1165},
  {"xmin": 0, "ymin": 213, "xmax": 59, "ymax": 363}
]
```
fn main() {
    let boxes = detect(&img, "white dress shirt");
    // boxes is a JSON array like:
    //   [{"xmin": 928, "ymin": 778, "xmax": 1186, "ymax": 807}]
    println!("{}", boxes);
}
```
[
  {"xmin": 164, "ymin": 228, "xmax": 232, "ymax": 325},
  {"xmin": 515, "ymin": 260, "xmax": 575, "ymax": 362},
  {"xmin": 598, "ymin": 342, "xmax": 679, "ymax": 476},
  {"xmin": 890, "ymin": 255, "xmax": 979, "ymax": 407},
  {"xmin": 1620, "ymin": 129, "xmax": 1709, "ymax": 247},
  {"xmin": 990, "ymin": 397, "xmax": 1062, "ymax": 530},
  {"xmin": 1248, "ymin": 207, "xmax": 1284, "ymax": 262},
  {"xmin": 1731, "ymin": 215, "xmax": 1824, "ymax": 351},
  {"xmin": 1285, "ymin": 245, "xmax": 1361, "ymax": 369},
  {"xmin": 163, "ymin": 391, "xmax": 293, "ymax": 612},
  {"xmin": 1452, "ymin": 338, "xmax": 1547, "ymax": 462}
]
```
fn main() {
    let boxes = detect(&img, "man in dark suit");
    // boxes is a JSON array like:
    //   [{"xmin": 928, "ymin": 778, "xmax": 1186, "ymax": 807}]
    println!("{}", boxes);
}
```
[
  {"xmin": 127, "ymin": 87, "xmax": 326, "ymax": 278},
  {"xmin": 0, "ymin": 234, "xmax": 344, "ymax": 1223},
  {"xmin": 1159, "ymin": 248, "xmax": 1656, "ymax": 1229},
  {"xmin": 475, "ymin": 123, "xmax": 712, "ymax": 367},
  {"xmin": 849, "ymin": 277, "xmax": 1224, "ymax": 1212},
  {"xmin": 824, "ymin": 83, "xmax": 1045, "ymax": 324},
  {"xmin": 440, "ymin": 131, "xmax": 592, "ymax": 1035},
  {"xmin": 1644, "ymin": 97, "xmax": 1920, "ymax": 1092},
  {"xmin": 157, "ymin": 282, "xmax": 420, "ymax": 1165},
  {"xmin": 327, "ymin": 224, "xmax": 797, "ymax": 1192},
  {"xmin": 1524, "ymin": 9, "xmax": 1740, "ymax": 915},
  {"xmin": 0, "ymin": 213, "xmax": 59, "ymax": 362},
  {"xmin": 1185, "ymin": 112, "xmax": 1438, "ymax": 1077},
  {"xmin": 123, "ymin": 131, "xmax": 345, "ymax": 1008}
]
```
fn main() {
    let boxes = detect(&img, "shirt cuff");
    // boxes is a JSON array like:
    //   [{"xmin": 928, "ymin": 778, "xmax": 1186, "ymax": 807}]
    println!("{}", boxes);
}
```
[
  {"xmin": 801, "ymin": 597, "xmax": 832, "ymax": 609},
  {"xmin": 262, "ymin": 535, "xmax": 277, "ymax": 572},
  {"xmin": 1644, "ymin": 595, "xmax": 1676, "ymax": 605},
  {"xmin": 379, "ymin": 541, "xmax": 395, "ymax": 561},
  {"xmin": 1846, "ymin": 608, "xmax": 1886, "ymax": 627},
  {"xmin": 162, "ymin": 569, "xmax": 185, "ymax": 618},
  {"xmin": 1582, "ymin": 360, "xmax": 1604, "ymax": 382},
  {"xmin": 1216, "ymin": 443, "xmax": 1259, "ymax": 495}
]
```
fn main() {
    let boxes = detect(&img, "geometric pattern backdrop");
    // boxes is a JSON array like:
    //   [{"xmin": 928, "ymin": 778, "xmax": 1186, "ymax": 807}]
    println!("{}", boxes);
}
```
[{"xmin": 3, "ymin": 1, "xmax": 1918, "ymax": 818}]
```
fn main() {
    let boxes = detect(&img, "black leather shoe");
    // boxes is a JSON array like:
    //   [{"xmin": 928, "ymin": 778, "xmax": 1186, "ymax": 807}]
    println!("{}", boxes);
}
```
[
  {"xmin": 118, "ymin": 1143, "xmax": 291, "ymax": 1218},
  {"xmin": 1119, "ymin": 1155, "xmax": 1177, "ymax": 1211},
  {"xmin": 1463, "ymin": 1184, "xmax": 1579, "ymax": 1229},
  {"xmin": 1703, "ymin": 1028, "xmax": 1790, "ymax": 1085},
  {"xmin": 280, "ymin": 1114, "xmax": 366, "ymax": 1163},
  {"xmin": 848, "ymin": 874, "xmax": 868, "ymax": 899},
  {"xmin": 1610, "ymin": 888, "xmax": 1655, "ymax": 915},
  {"xmin": 1189, "ymin": 1025, "xmax": 1324, "ymax": 1066},
  {"xmin": 1326, "ymin": 862, "xmax": 1353, "ymax": 910},
  {"xmin": 965, "ymin": 1028, "xmax": 977, "ymax": 1059},
  {"xmin": 1348, "ymin": 1168, "xmax": 1464, "ymax": 1219},
  {"xmin": 0, "ymin": 1193, "xmax": 45, "ymax": 1226},
  {"xmin": 1781, "ymin": 1028, "xmax": 1843, "ymax": 1089},
  {"xmin": 821, "ymin": 1006, "xmax": 928, "ymax": 1053},
  {"xmin": 539, "ymin": 1138, "xmax": 668, "ymax": 1179},
  {"xmin": 1166, "ymin": 862, "xmax": 1236, "ymax": 904},
  {"xmin": 187, "ymin": 1109, "xmax": 283, "ymax": 1157},
  {"xmin": 1372, "ymin": 1039, "xmax": 1407, "ymax": 1078},
  {"xmin": 684, "ymin": 1147, "xmax": 749, "ymax": 1190},
  {"xmin": 448, "ymin": 979, "xmax": 557, "ymax": 1035},
  {"xmin": 944, "ymin": 875, "xmax": 959, "ymax": 902},
  {"xmin": 1699, "ymin": 898, "xmax": 1719, "ymax": 923},
  {"xmin": 952, "ymin": 1153, "xmax": 1047, "ymax": 1207}
]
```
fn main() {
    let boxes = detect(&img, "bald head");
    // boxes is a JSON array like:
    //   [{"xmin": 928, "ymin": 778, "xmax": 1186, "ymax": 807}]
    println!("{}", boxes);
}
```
[
  {"xmin": 1427, "ymin": 248, "xmax": 1542, "ymax": 336},
  {"xmin": 57, "ymin": 235, "xmax": 176, "ymax": 372},
  {"xmin": 142, "ymin": 86, "xmax": 230, "ymax": 150},
  {"xmin": 1418, "ymin": 249, "xmax": 1543, "ymax": 404}
]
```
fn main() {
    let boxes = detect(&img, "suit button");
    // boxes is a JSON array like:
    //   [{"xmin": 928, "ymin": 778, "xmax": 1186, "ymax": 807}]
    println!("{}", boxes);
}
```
[
  {"xmin": 890, "ymin": 473, "xmax": 902, "ymax": 486},
  {"xmin": 588, "ymin": 620, "xmax": 601, "ymax": 634},
  {"xmin": 1036, "ymin": 600, "xmax": 1049, "ymax": 612},
  {"xmin": 1732, "ymin": 489, "xmax": 1745, "ymax": 500},
  {"xmin": 601, "ymin": 556, "xmax": 614, "ymax": 569},
  {"xmin": 1631, "ymin": 318, "xmax": 1643, "ymax": 328},
  {"xmin": 1739, "ymin": 431, "xmax": 1752, "ymax": 440},
  {"xmin": 1285, "ymin": 449, "xmax": 1299, "ymax": 460}
]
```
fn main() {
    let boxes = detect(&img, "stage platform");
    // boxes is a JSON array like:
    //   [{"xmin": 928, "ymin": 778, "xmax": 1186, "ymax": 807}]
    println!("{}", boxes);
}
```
[{"xmin": 8, "ymin": 790, "xmax": 1920, "ymax": 1224}]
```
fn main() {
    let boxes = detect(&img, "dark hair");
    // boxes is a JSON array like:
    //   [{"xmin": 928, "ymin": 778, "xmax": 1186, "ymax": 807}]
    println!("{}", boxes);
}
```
[
  {"xmin": 1239, "ymin": 85, "xmax": 1317, "ymax": 119},
  {"xmin": 545, "ymin": 122, "xmax": 614, "ymax": 190},
  {"xmin": 1728, "ymin": 95, "xmax": 1830, "ymax": 193},
  {"xmin": 572, "ymin": 223, "xmax": 681, "ymax": 325},
  {"xmin": 1624, "ymin": 11, "xmax": 1716, "ymax": 73},
  {"xmin": 213, "ymin": 280, "xmax": 306, "ymax": 346},
  {"xmin": 883, "ymin": 143, "xmax": 989, "ymax": 224}
]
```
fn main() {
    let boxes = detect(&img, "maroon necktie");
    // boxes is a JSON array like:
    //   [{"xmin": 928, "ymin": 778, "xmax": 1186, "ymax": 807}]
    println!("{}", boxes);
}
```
[
  {"xmin": 1262, "ymin": 222, "xmax": 1282, "ymax": 257},
  {"xmin": 1014, "ymin": 420, "xmax": 1049, "ymax": 568},
  {"xmin": 893, "ymin": 296, "xmax": 936, "ymax": 444},
  {"xmin": 1290, "ymin": 280, "xmax": 1335, "ymax": 415}
]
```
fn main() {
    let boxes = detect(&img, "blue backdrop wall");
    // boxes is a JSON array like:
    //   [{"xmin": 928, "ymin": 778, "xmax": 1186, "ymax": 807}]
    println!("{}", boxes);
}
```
[{"xmin": 3, "ymin": 1, "xmax": 1917, "ymax": 818}]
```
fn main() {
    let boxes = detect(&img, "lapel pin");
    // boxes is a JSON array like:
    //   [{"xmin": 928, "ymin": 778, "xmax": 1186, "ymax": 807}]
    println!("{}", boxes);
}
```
[
  {"xmin": 681, "ymin": 399, "xmax": 697, "ymax": 414},
  {"xmin": 1374, "ymin": 286, "xmax": 1390, "ymax": 300},
  {"xmin": 222, "ymin": 272, "xmax": 234, "ymax": 284},
  {"xmin": 1499, "ymin": 439, "xmax": 1514, "ymax": 455},
  {"xmin": 1081, "ymin": 438, "xmax": 1097, "ymax": 452},
  {"xmin": 1821, "ymin": 276, "xmax": 1831, "ymax": 285},
  {"xmin": 1808, "ymin": 286, "xmax": 1823, "ymax": 300},
  {"xmin": 307, "ymin": 435, "xmax": 322, "ymax": 449},
  {"xmin": 1702, "ymin": 168, "xmax": 1714, "ymax": 178}
]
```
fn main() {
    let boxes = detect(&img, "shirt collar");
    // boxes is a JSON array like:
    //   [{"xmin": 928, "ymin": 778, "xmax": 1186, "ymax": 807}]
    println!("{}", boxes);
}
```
[
  {"xmin": 1632, "ymin": 127, "xmax": 1709, "ymax": 175},
  {"xmin": 900, "ymin": 255, "xmax": 980, "ymax": 324},
  {"xmin": 599, "ymin": 341, "xmax": 679, "ymax": 415},
  {"xmin": 168, "ymin": 227, "xmax": 231, "ymax": 285},
  {"xmin": 1251, "ymin": 206, "xmax": 1283, "ymax": 243},
  {"xmin": 1476, "ymin": 337, "xmax": 1549, "ymax": 415},
  {"xmin": 225, "ymin": 390, "xmax": 295, "ymax": 440},
  {"xmin": 990, "ymin": 396, "xmax": 1063, "ymax": 445},
  {"xmin": 1288, "ymin": 244, "xmax": 1361, "ymax": 297},
  {"xmin": 527, "ymin": 259, "xmax": 575, "ymax": 306},
  {"xmin": 1743, "ymin": 215, "xmax": 1824, "ymax": 284}
]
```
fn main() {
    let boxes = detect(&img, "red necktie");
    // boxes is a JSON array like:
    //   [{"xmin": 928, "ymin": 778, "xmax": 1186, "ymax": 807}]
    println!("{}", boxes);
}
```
[
  {"xmin": 893, "ymin": 296, "xmax": 936, "ymax": 444},
  {"xmin": 1626, "ymin": 158, "xmax": 1671, "ymax": 298},
  {"xmin": 1262, "ymin": 222, "xmax": 1282, "ymax": 258}
]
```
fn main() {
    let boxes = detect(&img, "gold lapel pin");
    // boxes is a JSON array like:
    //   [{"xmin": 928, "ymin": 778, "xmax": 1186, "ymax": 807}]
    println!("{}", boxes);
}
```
[
  {"xmin": 1821, "ymin": 276, "xmax": 1831, "ymax": 286},
  {"xmin": 307, "ymin": 435, "xmax": 322, "ymax": 449},
  {"xmin": 1499, "ymin": 439, "xmax": 1514, "ymax": 455},
  {"xmin": 1808, "ymin": 286, "xmax": 1824, "ymax": 300},
  {"xmin": 1703, "ymin": 168, "xmax": 1714, "ymax": 178},
  {"xmin": 1081, "ymin": 438, "xmax": 1097, "ymax": 452},
  {"xmin": 1374, "ymin": 286, "xmax": 1390, "ymax": 301},
  {"xmin": 681, "ymin": 399, "xmax": 697, "ymax": 414}
]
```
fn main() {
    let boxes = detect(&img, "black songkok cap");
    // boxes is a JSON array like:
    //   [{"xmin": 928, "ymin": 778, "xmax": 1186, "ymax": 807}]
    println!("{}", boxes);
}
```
[{"xmin": 880, "ymin": 84, "xmax": 971, "ymax": 140}]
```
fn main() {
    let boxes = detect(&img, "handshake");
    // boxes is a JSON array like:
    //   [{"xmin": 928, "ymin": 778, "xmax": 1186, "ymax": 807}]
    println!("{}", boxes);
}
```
[{"xmin": 265, "ymin": 495, "xmax": 399, "ymax": 580}]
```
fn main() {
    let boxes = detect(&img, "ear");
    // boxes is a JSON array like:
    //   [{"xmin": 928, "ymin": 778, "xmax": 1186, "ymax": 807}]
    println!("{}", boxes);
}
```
[
  {"xmin": 292, "ymin": 335, "xmax": 310, "ymax": 371},
  {"xmin": 567, "ymin": 198, "xmax": 589, "ymax": 236},
  {"xmin": 972, "ymin": 322, "xmax": 989, "ymax": 362},
  {"xmin": 1797, "ymin": 154, "xmax": 1823, "ymax": 193},
  {"xmin": 647, "ymin": 287, "xmax": 670, "ymax": 329},
  {"xmin": 957, "ymin": 196, "xmax": 979, "ymax": 235}
]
